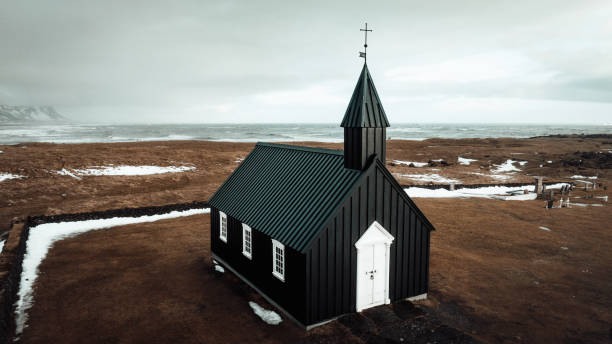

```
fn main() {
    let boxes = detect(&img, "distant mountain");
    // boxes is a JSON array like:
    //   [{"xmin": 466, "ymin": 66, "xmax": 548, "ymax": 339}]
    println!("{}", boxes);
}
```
[{"xmin": 0, "ymin": 105, "xmax": 68, "ymax": 122}]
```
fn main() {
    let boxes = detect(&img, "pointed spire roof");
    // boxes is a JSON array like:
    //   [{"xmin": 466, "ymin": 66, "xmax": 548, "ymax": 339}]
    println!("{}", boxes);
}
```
[{"xmin": 341, "ymin": 63, "xmax": 390, "ymax": 128}]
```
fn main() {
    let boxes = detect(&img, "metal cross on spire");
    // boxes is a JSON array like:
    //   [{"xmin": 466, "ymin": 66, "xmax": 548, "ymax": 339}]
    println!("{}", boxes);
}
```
[{"xmin": 359, "ymin": 22, "xmax": 372, "ymax": 62}]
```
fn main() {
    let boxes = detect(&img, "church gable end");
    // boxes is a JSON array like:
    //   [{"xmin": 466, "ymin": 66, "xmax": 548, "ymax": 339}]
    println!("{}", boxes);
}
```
[{"xmin": 303, "ymin": 159, "xmax": 433, "ymax": 324}]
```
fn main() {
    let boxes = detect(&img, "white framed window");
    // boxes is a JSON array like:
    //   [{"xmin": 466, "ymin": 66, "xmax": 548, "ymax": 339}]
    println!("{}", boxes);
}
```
[
  {"xmin": 272, "ymin": 239, "xmax": 285, "ymax": 282},
  {"xmin": 242, "ymin": 224, "xmax": 252, "ymax": 259},
  {"xmin": 219, "ymin": 211, "xmax": 227, "ymax": 243}
]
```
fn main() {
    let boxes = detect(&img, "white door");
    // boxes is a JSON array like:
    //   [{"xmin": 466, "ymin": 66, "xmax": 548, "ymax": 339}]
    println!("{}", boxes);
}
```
[{"xmin": 355, "ymin": 221, "xmax": 394, "ymax": 312}]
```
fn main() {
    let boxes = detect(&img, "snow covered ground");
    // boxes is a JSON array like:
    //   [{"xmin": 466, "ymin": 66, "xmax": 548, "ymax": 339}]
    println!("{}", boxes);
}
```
[
  {"xmin": 0, "ymin": 173, "xmax": 25, "ymax": 182},
  {"xmin": 248, "ymin": 301, "xmax": 282, "ymax": 325},
  {"xmin": 491, "ymin": 159, "xmax": 523, "ymax": 173},
  {"xmin": 392, "ymin": 160, "xmax": 428, "ymax": 167},
  {"xmin": 399, "ymin": 173, "xmax": 461, "ymax": 184},
  {"xmin": 457, "ymin": 156, "xmax": 477, "ymax": 165},
  {"xmin": 55, "ymin": 165, "xmax": 195, "ymax": 178},
  {"xmin": 469, "ymin": 171, "xmax": 513, "ymax": 181},
  {"xmin": 14, "ymin": 208, "xmax": 210, "ymax": 335},
  {"xmin": 571, "ymin": 203, "xmax": 604, "ymax": 207},
  {"xmin": 405, "ymin": 183, "xmax": 570, "ymax": 200},
  {"xmin": 570, "ymin": 175, "xmax": 598, "ymax": 180},
  {"xmin": 485, "ymin": 159, "xmax": 528, "ymax": 180}
]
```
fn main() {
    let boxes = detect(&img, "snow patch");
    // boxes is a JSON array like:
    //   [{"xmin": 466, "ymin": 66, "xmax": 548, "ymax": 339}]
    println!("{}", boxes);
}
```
[
  {"xmin": 14, "ymin": 208, "xmax": 210, "ymax": 335},
  {"xmin": 0, "ymin": 240, "xmax": 4, "ymax": 254},
  {"xmin": 399, "ymin": 173, "xmax": 460, "ymax": 184},
  {"xmin": 570, "ymin": 175, "xmax": 597, "ymax": 180},
  {"xmin": 248, "ymin": 301, "xmax": 282, "ymax": 325},
  {"xmin": 56, "ymin": 168, "xmax": 82, "ymax": 180},
  {"xmin": 469, "ymin": 171, "xmax": 513, "ymax": 181},
  {"xmin": 489, "ymin": 174, "xmax": 513, "ymax": 181},
  {"xmin": 392, "ymin": 160, "xmax": 428, "ymax": 167},
  {"xmin": 539, "ymin": 226, "xmax": 551, "ymax": 231},
  {"xmin": 491, "ymin": 160, "xmax": 521, "ymax": 173},
  {"xmin": 571, "ymin": 203, "xmax": 603, "ymax": 207},
  {"xmin": 405, "ymin": 183, "xmax": 570, "ymax": 200},
  {"xmin": 214, "ymin": 264, "xmax": 225, "ymax": 273},
  {"xmin": 457, "ymin": 156, "xmax": 477, "ymax": 165},
  {"xmin": 0, "ymin": 173, "xmax": 25, "ymax": 182},
  {"xmin": 55, "ymin": 165, "xmax": 195, "ymax": 177}
]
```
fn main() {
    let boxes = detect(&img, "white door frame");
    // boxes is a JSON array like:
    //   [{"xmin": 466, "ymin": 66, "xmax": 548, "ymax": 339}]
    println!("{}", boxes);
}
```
[{"xmin": 355, "ymin": 221, "xmax": 394, "ymax": 312}]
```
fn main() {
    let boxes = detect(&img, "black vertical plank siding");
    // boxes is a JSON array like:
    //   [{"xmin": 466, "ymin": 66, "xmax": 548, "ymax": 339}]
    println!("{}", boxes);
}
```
[
  {"xmin": 403, "ymin": 207, "xmax": 410, "ymax": 296},
  {"xmin": 380, "ymin": 128, "xmax": 384, "ymax": 163},
  {"xmin": 376, "ymin": 170, "xmax": 383, "ymax": 221},
  {"xmin": 360, "ymin": 128, "xmax": 367, "ymax": 168},
  {"xmin": 425, "ymin": 229, "xmax": 430, "ymax": 292},
  {"xmin": 367, "ymin": 175, "xmax": 375, "ymax": 222},
  {"xmin": 342, "ymin": 204, "xmax": 351, "ymax": 311},
  {"xmin": 210, "ymin": 207, "xmax": 307, "ymax": 323},
  {"xmin": 395, "ymin": 203, "xmax": 404, "ymax": 299},
  {"xmin": 303, "ymin": 164, "xmax": 432, "ymax": 325},
  {"xmin": 334, "ymin": 218, "xmax": 342, "ymax": 314},
  {"xmin": 306, "ymin": 244, "xmax": 311, "ymax": 323},
  {"xmin": 360, "ymin": 185, "xmax": 367, "ymax": 236},
  {"xmin": 350, "ymin": 194, "xmax": 358, "ymax": 311},
  {"xmin": 327, "ymin": 228, "xmax": 334, "ymax": 317},
  {"xmin": 420, "ymin": 222, "xmax": 428, "ymax": 294},
  {"xmin": 414, "ymin": 219, "xmax": 422, "ymax": 296},
  {"xmin": 384, "ymin": 180, "xmax": 392, "ymax": 228},
  {"xmin": 343, "ymin": 127, "xmax": 387, "ymax": 170},
  {"xmin": 390, "ymin": 191, "xmax": 398, "ymax": 299},
  {"xmin": 367, "ymin": 128, "xmax": 375, "ymax": 160},
  {"xmin": 408, "ymin": 212, "xmax": 416, "ymax": 296},
  {"xmin": 319, "ymin": 234, "xmax": 326, "ymax": 321}
]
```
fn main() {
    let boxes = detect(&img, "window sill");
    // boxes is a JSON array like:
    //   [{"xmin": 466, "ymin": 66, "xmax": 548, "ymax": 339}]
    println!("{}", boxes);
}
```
[{"xmin": 272, "ymin": 271, "xmax": 285, "ymax": 282}]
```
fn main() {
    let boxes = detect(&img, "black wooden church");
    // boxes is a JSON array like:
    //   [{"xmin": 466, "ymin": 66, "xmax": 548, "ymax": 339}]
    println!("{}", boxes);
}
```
[{"xmin": 208, "ymin": 61, "xmax": 434, "ymax": 329}]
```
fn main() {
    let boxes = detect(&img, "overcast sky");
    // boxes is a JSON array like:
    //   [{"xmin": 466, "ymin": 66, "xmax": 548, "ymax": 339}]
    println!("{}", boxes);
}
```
[{"xmin": 1, "ymin": 0, "xmax": 611, "ymax": 124}]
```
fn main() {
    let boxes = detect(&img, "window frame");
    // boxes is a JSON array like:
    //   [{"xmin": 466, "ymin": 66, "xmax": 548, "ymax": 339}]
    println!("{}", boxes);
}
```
[
  {"xmin": 242, "ymin": 224, "xmax": 252, "ymax": 259},
  {"xmin": 219, "ymin": 211, "xmax": 228, "ymax": 243},
  {"xmin": 271, "ymin": 239, "xmax": 285, "ymax": 282}
]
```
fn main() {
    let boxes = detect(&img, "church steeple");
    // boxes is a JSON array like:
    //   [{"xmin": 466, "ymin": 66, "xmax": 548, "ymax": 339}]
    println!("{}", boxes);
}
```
[{"xmin": 341, "ymin": 63, "xmax": 390, "ymax": 170}]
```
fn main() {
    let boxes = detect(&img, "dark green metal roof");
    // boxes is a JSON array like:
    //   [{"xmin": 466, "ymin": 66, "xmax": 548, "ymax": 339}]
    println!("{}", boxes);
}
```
[
  {"xmin": 208, "ymin": 142, "xmax": 362, "ymax": 252},
  {"xmin": 341, "ymin": 63, "xmax": 390, "ymax": 128}
]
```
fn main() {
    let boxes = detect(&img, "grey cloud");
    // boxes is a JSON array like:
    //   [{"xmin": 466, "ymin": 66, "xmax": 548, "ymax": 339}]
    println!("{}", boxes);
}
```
[{"xmin": 0, "ymin": 0, "xmax": 611, "ymax": 123}]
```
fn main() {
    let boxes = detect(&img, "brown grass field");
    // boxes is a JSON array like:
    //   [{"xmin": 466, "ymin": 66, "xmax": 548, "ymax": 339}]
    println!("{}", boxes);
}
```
[{"xmin": 1, "ymin": 137, "xmax": 610, "ymax": 343}]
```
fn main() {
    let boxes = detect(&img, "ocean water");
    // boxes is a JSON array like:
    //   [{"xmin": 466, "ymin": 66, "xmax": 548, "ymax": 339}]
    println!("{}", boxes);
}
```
[{"xmin": 0, "ymin": 123, "xmax": 610, "ymax": 145}]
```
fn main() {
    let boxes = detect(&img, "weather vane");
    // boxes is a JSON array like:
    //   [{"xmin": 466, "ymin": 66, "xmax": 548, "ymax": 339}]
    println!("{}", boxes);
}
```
[{"xmin": 359, "ymin": 22, "xmax": 372, "ymax": 62}]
